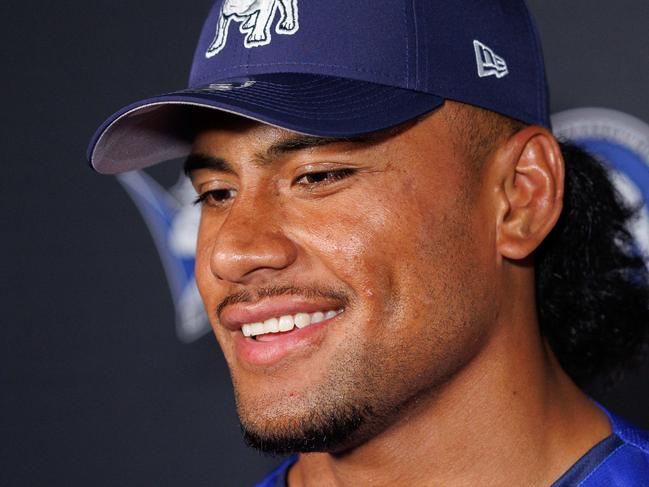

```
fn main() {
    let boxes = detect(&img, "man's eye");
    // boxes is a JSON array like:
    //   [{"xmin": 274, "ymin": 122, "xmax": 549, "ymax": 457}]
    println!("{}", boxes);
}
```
[
  {"xmin": 295, "ymin": 168, "xmax": 356, "ymax": 186},
  {"xmin": 193, "ymin": 189, "xmax": 237, "ymax": 207}
]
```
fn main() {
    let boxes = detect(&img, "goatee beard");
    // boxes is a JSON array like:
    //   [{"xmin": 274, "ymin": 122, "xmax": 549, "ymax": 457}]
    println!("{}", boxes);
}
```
[{"xmin": 240, "ymin": 403, "xmax": 375, "ymax": 455}]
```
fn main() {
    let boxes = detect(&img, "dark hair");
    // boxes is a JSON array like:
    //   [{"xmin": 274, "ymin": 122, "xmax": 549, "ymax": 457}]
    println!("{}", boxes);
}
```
[{"xmin": 536, "ymin": 142, "xmax": 649, "ymax": 389}]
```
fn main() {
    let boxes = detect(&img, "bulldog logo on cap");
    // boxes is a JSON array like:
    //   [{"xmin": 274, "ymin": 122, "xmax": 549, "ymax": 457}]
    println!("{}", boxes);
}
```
[{"xmin": 206, "ymin": 0, "xmax": 299, "ymax": 57}]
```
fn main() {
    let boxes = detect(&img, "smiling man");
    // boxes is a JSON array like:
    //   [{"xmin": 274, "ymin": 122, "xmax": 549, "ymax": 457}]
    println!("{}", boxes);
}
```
[{"xmin": 88, "ymin": 1, "xmax": 649, "ymax": 485}]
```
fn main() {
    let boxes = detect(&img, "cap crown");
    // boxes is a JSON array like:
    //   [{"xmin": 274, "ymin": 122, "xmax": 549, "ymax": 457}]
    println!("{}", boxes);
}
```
[{"xmin": 189, "ymin": 0, "xmax": 550, "ymax": 127}]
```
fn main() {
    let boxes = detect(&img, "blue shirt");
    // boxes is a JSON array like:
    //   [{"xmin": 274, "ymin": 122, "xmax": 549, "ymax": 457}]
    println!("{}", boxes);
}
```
[{"xmin": 255, "ymin": 407, "xmax": 649, "ymax": 486}]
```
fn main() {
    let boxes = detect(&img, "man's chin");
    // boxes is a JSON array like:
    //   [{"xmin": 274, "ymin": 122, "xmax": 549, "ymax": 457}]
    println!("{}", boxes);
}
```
[{"xmin": 239, "ymin": 403, "xmax": 374, "ymax": 456}]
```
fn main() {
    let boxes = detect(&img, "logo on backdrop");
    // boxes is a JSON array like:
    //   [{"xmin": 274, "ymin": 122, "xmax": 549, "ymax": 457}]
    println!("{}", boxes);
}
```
[
  {"xmin": 117, "ymin": 107, "xmax": 649, "ymax": 343},
  {"xmin": 206, "ymin": 0, "xmax": 299, "ymax": 57},
  {"xmin": 117, "ymin": 171, "xmax": 208, "ymax": 343},
  {"xmin": 553, "ymin": 107, "xmax": 649, "ymax": 262},
  {"xmin": 473, "ymin": 40, "xmax": 509, "ymax": 79}
]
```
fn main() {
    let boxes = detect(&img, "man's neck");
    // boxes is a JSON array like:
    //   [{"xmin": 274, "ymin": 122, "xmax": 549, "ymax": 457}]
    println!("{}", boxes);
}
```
[{"xmin": 287, "ymin": 301, "xmax": 611, "ymax": 486}]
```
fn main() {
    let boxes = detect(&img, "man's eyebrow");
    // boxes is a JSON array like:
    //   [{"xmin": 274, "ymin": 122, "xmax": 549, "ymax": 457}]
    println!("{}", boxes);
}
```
[
  {"xmin": 264, "ymin": 130, "xmax": 403, "ymax": 158},
  {"xmin": 183, "ymin": 153, "xmax": 235, "ymax": 176},
  {"xmin": 182, "ymin": 137, "xmax": 351, "ymax": 176},
  {"xmin": 184, "ymin": 135, "xmax": 379, "ymax": 176},
  {"xmin": 184, "ymin": 121, "xmax": 418, "ymax": 175},
  {"xmin": 265, "ymin": 134, "xmax": 358, "ymax": 156}
]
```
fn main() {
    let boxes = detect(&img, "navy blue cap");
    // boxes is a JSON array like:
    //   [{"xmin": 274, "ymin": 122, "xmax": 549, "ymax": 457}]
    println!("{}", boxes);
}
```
[{"xmin": 89, "ymin": 0, "xmax": 550, "ymax": 174}]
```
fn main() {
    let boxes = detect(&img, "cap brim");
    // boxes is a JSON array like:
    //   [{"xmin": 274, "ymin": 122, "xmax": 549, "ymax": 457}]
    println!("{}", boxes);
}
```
[{"xmin": 88, "ymin": 74, "xmax": 444, "ymax": 174}]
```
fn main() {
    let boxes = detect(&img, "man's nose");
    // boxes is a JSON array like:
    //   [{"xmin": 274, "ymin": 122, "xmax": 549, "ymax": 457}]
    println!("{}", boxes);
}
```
[{"xmin": 208, "ymin": 197, "xmax": 298, "ymax": 284}]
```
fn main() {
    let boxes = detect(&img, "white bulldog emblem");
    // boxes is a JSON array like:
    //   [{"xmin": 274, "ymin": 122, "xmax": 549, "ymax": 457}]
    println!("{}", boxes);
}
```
[{"xmin": 206, "ymin": 0, "xmax": 299, "ymax": 57}]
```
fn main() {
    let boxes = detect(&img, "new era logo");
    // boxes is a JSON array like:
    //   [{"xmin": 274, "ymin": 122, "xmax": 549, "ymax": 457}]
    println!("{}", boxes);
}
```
[{"xmin": 473, "ymin": 40, "xmax": 509, "ymax": 79}]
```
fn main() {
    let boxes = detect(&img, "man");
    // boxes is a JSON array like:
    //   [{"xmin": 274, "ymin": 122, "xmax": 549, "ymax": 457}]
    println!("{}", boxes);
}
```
[{"xmin": 88, "ymin": 0, "xmax": 649, "ymax": 485}]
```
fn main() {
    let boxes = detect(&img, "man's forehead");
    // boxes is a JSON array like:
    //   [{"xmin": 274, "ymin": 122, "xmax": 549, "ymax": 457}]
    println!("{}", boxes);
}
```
[
  {"xmin": 184, "ymin": 131, "xmax": 380, "ymax": 176},
  {"xmin": 184, "ymin": 112, "xmax": 426, "ymax": 175}
]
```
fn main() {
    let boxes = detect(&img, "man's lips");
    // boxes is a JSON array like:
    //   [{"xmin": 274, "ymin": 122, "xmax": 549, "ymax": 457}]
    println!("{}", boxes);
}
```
[
  {"xmin": 219, "ymin": 295, "xmax": 345, "ymax": 332},
  {"xmin": 232, "ymin": 309, "xmax": 344, "ymax": 366},
  {"xmin": 218, "ymin": 295, "xmax": 347, "ymax": 366}
]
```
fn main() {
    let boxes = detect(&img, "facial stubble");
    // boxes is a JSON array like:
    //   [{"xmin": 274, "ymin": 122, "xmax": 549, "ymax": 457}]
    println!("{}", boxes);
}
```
[
  {"xmin": 233, "ymin": 282, "xmax": 488, "ymax": 456},
  {"xmin": 229, "ymin": 136, "xmax": 490, "ymax": 456}
]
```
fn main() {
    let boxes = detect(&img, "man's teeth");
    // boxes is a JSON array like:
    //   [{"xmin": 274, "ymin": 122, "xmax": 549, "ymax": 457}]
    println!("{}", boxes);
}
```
[{"xmin": 241, "ymin": 309, "xmax": 342, "ymax": 337}]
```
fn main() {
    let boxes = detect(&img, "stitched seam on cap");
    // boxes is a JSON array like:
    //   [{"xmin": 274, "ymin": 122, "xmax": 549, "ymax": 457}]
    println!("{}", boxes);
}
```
[
  {"xmin": 403, "ymin": 0, "xmax": 409, "ymax": 86},
  {"xmin": 520, "ymin": 0, "xmax": 545, "ymax": 124},
  {"xmin": 192, "ymin": 62, "xmax": 406, "ymax": 85},
  {"xmin": 411, "ymin": 0, "xmax": 419, "ymax": 88},
  {"xmin": 211, "ymin": 89, "xmax": 404, "ymax": 117}
]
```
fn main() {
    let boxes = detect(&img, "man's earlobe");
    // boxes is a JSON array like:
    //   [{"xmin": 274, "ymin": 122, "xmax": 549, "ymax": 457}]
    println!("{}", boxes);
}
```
[{"xmin": 495, "ymin": 127, "xmax": 565, "ymax": 260}]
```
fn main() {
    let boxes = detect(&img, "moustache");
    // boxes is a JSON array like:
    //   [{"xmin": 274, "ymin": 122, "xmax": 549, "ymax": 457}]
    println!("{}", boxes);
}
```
[{"xmin": 216, "ymin": 284, "xmax": 351, "ymax": 320}]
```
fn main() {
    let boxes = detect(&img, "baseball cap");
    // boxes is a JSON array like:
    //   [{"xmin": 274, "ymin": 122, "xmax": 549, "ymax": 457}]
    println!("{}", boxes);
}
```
[{"xmin": 88, "ymin": 0, "xmax": 550, "ymax": 174}]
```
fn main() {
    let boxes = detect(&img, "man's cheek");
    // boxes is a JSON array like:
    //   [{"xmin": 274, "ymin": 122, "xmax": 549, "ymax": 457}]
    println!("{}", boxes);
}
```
[
  {"xmin": 312, "ymin": 198, "xmax": 398, "ymax": 256},
  {"xmin": 213, "ymin": 327, "xmax": 236, "ymax": 366},
  {"xmin": 194, "ymin": 241, "xmax": 234, "ymax": 354}
]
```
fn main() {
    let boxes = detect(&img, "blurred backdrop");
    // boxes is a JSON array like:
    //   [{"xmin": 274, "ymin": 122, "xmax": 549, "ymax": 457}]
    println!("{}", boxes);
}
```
[{"xmin": 2, "ymin": 1, "xmax": 649, "ymax": 486}]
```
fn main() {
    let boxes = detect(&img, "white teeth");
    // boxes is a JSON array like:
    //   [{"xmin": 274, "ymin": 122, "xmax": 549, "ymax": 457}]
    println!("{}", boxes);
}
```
[
  {"xmin": 311, "ymin": 311, "xmax": 325, "ymax": 324},
  {"xmin": 294, "ymin": 313, "xmax": 310, "ymax": 329},
  {"xmin": 278, "ymin": 315, "xmax": 295, "ymax": 332},
  {"xmin": 241, "ymin": 308, "xmax": 344, "ymax": 337},
  {"xmin": 250, "ymin": 322, "xmax": 264, "ymax": 336},
  {"xmin": 264, "ymin": 317, "xmax": 279, "ymax": 333}
]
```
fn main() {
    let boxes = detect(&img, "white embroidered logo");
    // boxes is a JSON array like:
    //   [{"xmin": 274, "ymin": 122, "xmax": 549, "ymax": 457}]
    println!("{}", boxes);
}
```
[
  {"xmin": 206, "ymin": 0, "xmax": 299, "ymax": 58},
  {"xmin": 473, "ymin": 40, "xmax": 509, "ymax": 79}
]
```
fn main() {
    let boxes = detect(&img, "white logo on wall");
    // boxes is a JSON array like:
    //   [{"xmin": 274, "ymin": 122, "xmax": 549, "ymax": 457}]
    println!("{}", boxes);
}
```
[
  {"xmin": 206, "ymin": 0, "xmax": 299, "ymax": 57},
  {"xmin": 117, "ymin": 171, "xmax": 209, "ymax": 343},
  {"xmin": 473, "ymin": 40, "xmax": 509, "ymax": 79},
  {"xmin": 553, "ymin": 108, "xmax": 649, "ymax": 263}
]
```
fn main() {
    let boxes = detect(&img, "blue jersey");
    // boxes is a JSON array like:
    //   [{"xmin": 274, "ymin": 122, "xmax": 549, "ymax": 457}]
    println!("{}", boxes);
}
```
[{"xmin": 255, "ymin": 407, "xmax": 649, "ymax": 486}]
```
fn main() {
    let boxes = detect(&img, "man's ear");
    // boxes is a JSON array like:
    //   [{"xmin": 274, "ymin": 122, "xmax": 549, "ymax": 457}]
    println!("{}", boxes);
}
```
[{"xmin": 493, "ymin": 126, "xmax": 565, "ymax": 260}]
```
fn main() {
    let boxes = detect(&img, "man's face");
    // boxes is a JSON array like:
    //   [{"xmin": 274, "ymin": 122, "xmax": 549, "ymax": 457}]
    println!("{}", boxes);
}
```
[{"xmin": 189, "ymin": 110, "xmax": 498, "ymax": 453}]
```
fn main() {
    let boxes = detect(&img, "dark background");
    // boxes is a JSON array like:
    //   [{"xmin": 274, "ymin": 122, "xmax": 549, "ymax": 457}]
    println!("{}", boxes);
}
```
[{"xmin": 2, "ymin": 1, "xmax": 648, "ymax": 486}]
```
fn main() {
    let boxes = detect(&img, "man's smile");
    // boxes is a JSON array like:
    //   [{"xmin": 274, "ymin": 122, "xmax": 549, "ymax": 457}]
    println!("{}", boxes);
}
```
[
  {"xmin": 218, "ymin": 293, "xmax": 348, "ymax": 366},
  {"xmin": 240, "ymin": 309, "xmax": 343, "ymax": 338}
]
